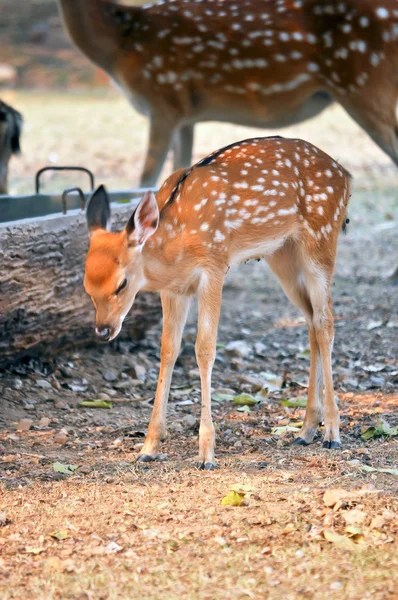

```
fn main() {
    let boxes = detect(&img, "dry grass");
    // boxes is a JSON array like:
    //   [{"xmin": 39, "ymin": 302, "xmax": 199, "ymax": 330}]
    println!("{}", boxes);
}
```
[{"xmin": 1, "ymin": 463, "xmax": 398, "ymax": 600}]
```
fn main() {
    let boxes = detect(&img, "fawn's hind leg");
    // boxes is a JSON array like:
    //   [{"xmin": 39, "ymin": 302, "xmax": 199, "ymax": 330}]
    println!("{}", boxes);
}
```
[
  {"xmin": 266, "ymin": 243, "xmax": 324, "ymax": 445},
  {"xmin": 303, "ymin": 263, "xmax": 340, "ymax": 449}
]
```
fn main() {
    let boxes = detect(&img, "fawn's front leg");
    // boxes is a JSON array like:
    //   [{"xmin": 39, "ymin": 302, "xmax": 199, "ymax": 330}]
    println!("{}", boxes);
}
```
[
  {"xmin": 195, "ymin": 274, "xmax": 223, "ymax": 470},
  {"xmin": 137, "ymin": 292, "xmax": 190, "ymax": 462}
]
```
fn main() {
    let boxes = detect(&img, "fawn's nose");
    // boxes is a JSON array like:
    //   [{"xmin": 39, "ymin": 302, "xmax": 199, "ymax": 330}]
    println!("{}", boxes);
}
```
[{"xmin": 95, "ymin": 326, "xmax": 112, "ymax": 342}]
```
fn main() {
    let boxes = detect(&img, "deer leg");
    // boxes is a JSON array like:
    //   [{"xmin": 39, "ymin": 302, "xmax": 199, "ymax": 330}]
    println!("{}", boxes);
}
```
[
  {"xmin": 339, "ymin": 97, "xmax": 398, "ymax": 167},
  {"xmin": 293, "ymin": 325, "xmax": 324, "ymax": 445},
  {"xmin": 137, "ymin": 292, "xmax": 190, "ymax": 462},
  {"xmin": 140, "ymin": 117, "xmax": 176, "ymax": 188},
  {"xmin": 308, "ymin": 286, "xmax": 340, "ymax": 449},
  {"xmin": 173, "ymin": 124, "xmax": 194, "ymax": 171},
  {"xmin": 267, "ymin": 245, "xmax": 324, "ymax": 446},
  {"xmin": 195, "ymin": 275, "xmax": 223, "ymax": 470}
]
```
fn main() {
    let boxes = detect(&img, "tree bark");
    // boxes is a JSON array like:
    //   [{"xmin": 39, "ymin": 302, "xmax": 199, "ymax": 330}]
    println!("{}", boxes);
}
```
[{"xmin": 0, "ymin": 204, "xmax": 161, "ymax": 366}]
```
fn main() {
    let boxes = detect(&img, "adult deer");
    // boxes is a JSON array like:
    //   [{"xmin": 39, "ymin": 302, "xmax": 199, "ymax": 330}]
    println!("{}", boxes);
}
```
[
  {"xmin": 58, "ymin": 0, "xmax": 398, "ymax": 187},
  {"xmin": 0, "ymin": 100, "xmax": 22, "ymax": 195},
  {"xmin": 84, "ymin": 136, "xmax": 351, "ymax": 468}
]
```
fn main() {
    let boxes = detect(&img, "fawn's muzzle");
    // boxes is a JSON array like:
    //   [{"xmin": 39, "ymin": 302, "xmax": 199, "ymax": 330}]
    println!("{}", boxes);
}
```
[{"xmin": 95, "ymin": 326, "xmax": 112, "ymax": 342}]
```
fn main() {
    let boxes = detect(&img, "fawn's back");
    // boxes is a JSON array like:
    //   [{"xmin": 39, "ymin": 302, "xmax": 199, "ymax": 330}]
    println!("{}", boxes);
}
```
[{"xmin": 148, "ymin": 136, "xmax": 351, "ymax": 270}]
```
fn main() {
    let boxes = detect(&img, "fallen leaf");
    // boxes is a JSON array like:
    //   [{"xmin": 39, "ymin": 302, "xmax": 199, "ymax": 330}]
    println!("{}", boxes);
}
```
[
  {"xmin": 46, "ymin": 556, "xmax": 66, "ymax": 572},
  {"xmin": 52, "ymin": 462, "xmax": 78, "ymax": 475},
  {"xmin": 361, "ymin": 465, "xmax": 398, "ymax": 476},
  {"xmin": 49, "ymin": 530, "xmax": 70, "ymax": 541},
  {"xmin": 271, "ymin": 426, "xmax": 299, "ymax": 436},
  {"xmin": 323, "ymin": 489, "xmax": 351, "ymax": 508},
  {"xmin": 361, "ymin": 423, "xmax": 398, "ymax": 440},
  {"xmin": 341, "ymin": 510, "xmax": 367, "ymax": 526},
  {"xmin": 233, "ymin": 393, "xmax": 260, "ymax": 406},
  {"xmin": 25, "ymin": 547, "xmax": 46, "ymax": 555},
  {"xmin": 236, "ymin": 405, "xmax": 251, "ymax": 413},
  {"xmin": 298, "ymin": 349, "xmax": 311, "ymax": 360},
  {"xmin": 323, "ymin": 529, "xmax": 357, "ymax": 550},
  {"xmin": 280, "ymin": 398, "xmax": 307, "ymax": 408},
  {"xmin": 79, "ymin": 400, "xmax": 113, "ymax": 409},
  {"xmin": 221, "ymin": 491, "xmax": 245, "ymax": 507}
]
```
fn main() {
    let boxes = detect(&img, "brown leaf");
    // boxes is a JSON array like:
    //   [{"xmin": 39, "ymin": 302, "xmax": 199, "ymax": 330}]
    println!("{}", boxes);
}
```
[
  {"xmin": 46, "ymin": 556, "xmax": 66, "ymax": 572},
  {"xmin": 341, "ymin": 510, "xmax": 367, "ymax": 526},
  {"xmin": 323, "ymin": 489, "xmax": 350, "ymax": 508}
]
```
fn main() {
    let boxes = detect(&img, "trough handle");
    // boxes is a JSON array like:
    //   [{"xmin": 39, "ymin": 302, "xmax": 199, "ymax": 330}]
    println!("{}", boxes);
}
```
[
  {"xmin": 35, "ymin": 166, "xmax": 95, "ymax": 195},
  {"xmin": 61, "ymin": 187, "xmax": 86, "ymax": 215}
]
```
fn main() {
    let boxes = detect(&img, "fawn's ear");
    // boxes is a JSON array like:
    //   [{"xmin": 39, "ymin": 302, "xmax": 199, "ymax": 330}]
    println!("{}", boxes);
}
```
[
  {"xmin": 126, "ymin": 191, "xmax": 159, "ymax": 246},
  {"xmin": 86, "ymin": 185, "xmax": 111, "ymax": 235}
]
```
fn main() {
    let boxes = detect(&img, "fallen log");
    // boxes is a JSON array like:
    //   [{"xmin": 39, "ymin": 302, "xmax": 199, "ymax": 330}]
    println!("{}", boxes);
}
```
[{"xmin": 0, "ymin": 202, "xmax": 161, "ymax": 366}]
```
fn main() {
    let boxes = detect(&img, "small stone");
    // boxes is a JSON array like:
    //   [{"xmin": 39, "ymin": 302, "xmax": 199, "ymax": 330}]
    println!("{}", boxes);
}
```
[
  {"xmin": 59, "ymin": 366, "xmax": 73, "ymax": 378},
  {"xmin": 171, "ymin": 422, "xmax": 183, "ymax": 433},
  {"xmin": 330, "ymin": 582, "xmax": 342, "ymax": 591},
  {"xmin": 12, "ymin": 378, "xmax": 23, "ymax": 390},
  {"xmin": 39, "ymin": 417, "xmax": 51, "ymax": 428},
  {"xmin": 104, "ymin": 370, "xmax": 118, "ymax": 382},
  {"xmin": 237, "ymin": 374, "xmax": 263, "ymax": 390},
  {"xmin": 54, "ymin": 429, "xmax": 68, "ymax": 444},
  {"xmin": 36, "ymin": 380, "xmax": 52, "ymax": 389},
  {"xmin": 114, "ymin": 380, "xmax": 132, "ymax": 390},
  {"xmin": 225, "ymin": 340, "xmax": 251, "ymax": 357},
  {"xmin": 369, "ymin": 375, "xmax": 386, "ymax": 388},
  {"xmin": 254, "ymin": 342, "xmax": 267, "ymax": 354},
  {"xmin": 234, "ymin": 440, "xmax": 243, "ymax": 449},
  {"xmin": 22, "ymin": 401, "xmax": 36, "ymax": 410},
  {"xmin": 16, "ymin": 418, "xmax": 34, "ymax": 431},
  {"xmin": 98, "ymin": 393, "xmax": 111, "ymax": 401},
  {"xmin": 182, "ymin": 414, "xmax": 197, "ymax": 429}
]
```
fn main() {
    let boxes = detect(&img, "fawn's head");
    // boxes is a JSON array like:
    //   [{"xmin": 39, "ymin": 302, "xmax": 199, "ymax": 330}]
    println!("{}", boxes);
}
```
[{"xmin": 84, "ymin": 185, "xmax": 159, "ymax": 341}]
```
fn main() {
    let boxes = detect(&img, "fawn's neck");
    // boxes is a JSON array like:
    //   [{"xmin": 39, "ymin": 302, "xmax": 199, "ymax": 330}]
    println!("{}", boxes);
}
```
[{"xmin": 141, "ymin": 210, "xmax": 207, "ymax": 295}]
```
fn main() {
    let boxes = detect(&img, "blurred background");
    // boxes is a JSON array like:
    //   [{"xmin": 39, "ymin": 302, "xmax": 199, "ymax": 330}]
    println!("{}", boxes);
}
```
[{"xmin": 0, "ymin": 0, "xmax": 397, "ymax": 227}]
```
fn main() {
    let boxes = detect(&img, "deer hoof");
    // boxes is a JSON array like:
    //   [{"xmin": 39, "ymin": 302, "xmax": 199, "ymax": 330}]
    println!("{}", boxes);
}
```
[
  {"xmin": 322, "ymin": 440, "xmax": 341, "ymax": 450},
  {"xmin": 292, "ymin": 437, "xmax": 310, "ymax": 446},
  {"xmin": 136, "ymin": 453, "xmax": 168, "ymax": 463},
  {"xmin": 197, "ymin": 461, "xmax": 216, "ymax": 471}
]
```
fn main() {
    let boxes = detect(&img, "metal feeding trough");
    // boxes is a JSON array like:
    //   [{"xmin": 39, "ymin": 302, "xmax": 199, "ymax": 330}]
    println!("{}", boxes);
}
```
[
  {"xmin": 0, "ymin": 166, "xmax": 161, "ymax": 366},
  {"xmin": 0, "ymin": 165, "xmax": 154, "ymax": 224}
]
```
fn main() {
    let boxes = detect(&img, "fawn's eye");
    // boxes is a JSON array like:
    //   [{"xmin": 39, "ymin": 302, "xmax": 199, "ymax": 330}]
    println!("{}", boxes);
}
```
[{"xmin": 115, "ymin": 278, "xmax": 127, "ymax": 296}]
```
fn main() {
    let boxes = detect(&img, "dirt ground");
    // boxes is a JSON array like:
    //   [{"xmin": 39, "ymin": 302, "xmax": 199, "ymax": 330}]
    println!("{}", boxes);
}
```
[{"xmin": 1, "ymin": 93, "xmax": 398, "ymax": 599}]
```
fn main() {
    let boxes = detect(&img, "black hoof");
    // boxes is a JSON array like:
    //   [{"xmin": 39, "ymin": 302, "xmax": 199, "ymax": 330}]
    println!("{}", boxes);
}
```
[
  {"xmin": 136, "ymin": 453, "xmax": 168, "ymax": 463},
  {"xmin": 322, "ymin": 440, "xmax": 341, "ymax": 450},
  {"xmin": 292, "ymin": 437, "xmax": 310, "ymax": 446},
  {"xmin": 197, "ymin": 461, "xmax": 216, "ymax": 471}
]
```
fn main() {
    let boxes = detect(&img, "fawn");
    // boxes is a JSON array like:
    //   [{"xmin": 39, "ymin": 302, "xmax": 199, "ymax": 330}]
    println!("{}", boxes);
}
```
[
  {"xmin": 59, "ymin": 0, "xmax": 398, "ymax": 186},
  {"xmin": 84, "ymin": 136, "xmax": 351, "ymax": 469}
]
